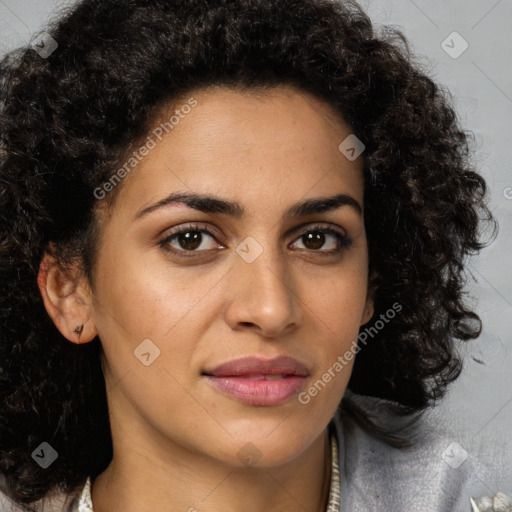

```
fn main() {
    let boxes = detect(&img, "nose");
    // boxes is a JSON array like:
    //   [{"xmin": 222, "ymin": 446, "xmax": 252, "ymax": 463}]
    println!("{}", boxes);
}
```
[{"xmin": 223, "ymin": 243, "xmax": 303, "ymax": 339}]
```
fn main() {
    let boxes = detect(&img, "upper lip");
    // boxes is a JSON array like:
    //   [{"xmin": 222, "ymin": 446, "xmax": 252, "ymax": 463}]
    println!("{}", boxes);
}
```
[{"xmin": 203, "ymin": 356, "xmax": 310, "ymax": 377}]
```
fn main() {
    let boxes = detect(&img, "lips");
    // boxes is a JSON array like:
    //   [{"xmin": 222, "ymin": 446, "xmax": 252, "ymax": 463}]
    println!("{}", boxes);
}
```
[
  {"xmin": 203, "ymin": 355, "xmax": 309, "ymax": 378},
  {"xmin": 202, "ymin": 356, "xmax": 309, "ymax": 406}
]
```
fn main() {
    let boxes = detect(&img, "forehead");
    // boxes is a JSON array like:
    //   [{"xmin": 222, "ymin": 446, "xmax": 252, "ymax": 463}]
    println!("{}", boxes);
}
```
[
  {"xmin": 104, "ymin": 85, "xmax": 365, "ymax": 217},
  {"xmin": 155, "ymin": 84, "xmax": 354, "ymax": 153}
]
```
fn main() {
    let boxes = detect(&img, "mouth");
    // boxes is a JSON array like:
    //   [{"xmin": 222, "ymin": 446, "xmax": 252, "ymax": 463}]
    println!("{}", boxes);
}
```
[
  {"xmin": 216, "ymin": 374, "xmax": 292, "ymax": 380},
  {"xmin": 202, "ymin": 356, "xmax": 309, "ymax": 406}
]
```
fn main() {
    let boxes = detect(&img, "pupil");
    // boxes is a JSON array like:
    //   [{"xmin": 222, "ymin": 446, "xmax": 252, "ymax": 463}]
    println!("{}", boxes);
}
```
[
  {"xmin": 179, "ymin": 231, "xmax": 201, "ymax": 250},
  {"xmin": 304, "ymin": 232, "xmax": 324, "ymax": 250}
]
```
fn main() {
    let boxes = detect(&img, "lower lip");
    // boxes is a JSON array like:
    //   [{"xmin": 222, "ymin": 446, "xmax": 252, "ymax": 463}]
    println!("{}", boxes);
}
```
[{"xmin": 204, "ymin": 375, "xmax": 307, "ymax": 406}]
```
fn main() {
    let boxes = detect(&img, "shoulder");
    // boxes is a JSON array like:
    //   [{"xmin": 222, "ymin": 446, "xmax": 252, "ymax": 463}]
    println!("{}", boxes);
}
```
[{"xmin": 331, "ymin": 393, "xmax": 512, "ymax": 512}]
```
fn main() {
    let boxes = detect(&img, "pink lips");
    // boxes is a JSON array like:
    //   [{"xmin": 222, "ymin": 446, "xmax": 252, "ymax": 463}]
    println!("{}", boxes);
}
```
[{"xmin": 202, "ymin": 356, "xmax": 309, "ymax": 406}]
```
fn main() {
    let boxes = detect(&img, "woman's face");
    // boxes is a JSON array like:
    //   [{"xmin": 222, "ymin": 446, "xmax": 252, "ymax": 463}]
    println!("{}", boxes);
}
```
[{"xmin": 88, "ymin": 85, "xmax": 373, "ymax": 467}]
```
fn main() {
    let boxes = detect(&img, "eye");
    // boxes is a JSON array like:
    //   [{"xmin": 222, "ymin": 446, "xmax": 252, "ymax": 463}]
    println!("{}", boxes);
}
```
[
  {"xmin": 290, "ymin": 224, "xmax": 352, "ymax": 255},
  {"xmin": 158, "ymin": 223, "xmax": 224, "ymax": 258}
]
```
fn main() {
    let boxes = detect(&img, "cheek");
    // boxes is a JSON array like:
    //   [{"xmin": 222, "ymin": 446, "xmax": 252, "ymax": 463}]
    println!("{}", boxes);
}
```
[
  {"xmin": 92, "ymin": 240, "xmax": 217, "ymax": 340},
  {"xmin": 90, "ymin": 240, "xmax": 229, "ymax": 395},
  {"xmin": 91, "ymin": 246, "xmax": 209, "ymax": 420},
  {"xmin": 299, "ymin": 267, "xmax": 367, "ymax": 401},
  {"xmin": 306, "ymin": 264, "xmax": 368, "ymax": 329}
]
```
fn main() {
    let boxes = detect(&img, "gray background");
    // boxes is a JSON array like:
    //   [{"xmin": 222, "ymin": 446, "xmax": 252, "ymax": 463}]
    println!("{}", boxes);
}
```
[{"xmin": 1, "ymin": 0, "xmax": 511, "ymax": 506}]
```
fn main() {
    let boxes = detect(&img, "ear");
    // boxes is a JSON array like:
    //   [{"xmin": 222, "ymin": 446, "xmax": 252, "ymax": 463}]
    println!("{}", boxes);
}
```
[
  {"xmin": 360, "ymin": 295, "xmax": 374, "ymax": 326},
  {"xmin": 37, "ymin": 253, "xmax": 97, "ymax": 344},
  {"xmin": 360, "ymin": 272, "xmax": 377, "ymax": 326}
]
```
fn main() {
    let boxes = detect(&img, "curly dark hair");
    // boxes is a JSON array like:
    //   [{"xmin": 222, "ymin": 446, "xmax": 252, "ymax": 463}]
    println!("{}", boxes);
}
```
[{"xmin": 0, "ymin": 0, "xmax": 496, "ymax": 508}]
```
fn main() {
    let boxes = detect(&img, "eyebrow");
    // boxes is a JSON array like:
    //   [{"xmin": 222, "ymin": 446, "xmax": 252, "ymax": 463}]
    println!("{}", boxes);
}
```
[{"xmin": 134, "ymin": 192, "xmax": 362, "ymax": 220}]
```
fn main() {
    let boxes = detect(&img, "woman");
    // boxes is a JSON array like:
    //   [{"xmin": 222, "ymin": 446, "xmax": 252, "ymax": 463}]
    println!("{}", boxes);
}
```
[{"xmin": 0, "ymin": 0, "xmax": 502, "ymax": 511}]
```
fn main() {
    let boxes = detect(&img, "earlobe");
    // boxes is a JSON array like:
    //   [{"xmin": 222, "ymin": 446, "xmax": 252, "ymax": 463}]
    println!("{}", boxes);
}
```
[
  {"xmin": 37, "ymin": 254, "xmax": 97, "ymax": 344},
  {"xmin": 361, "ymin": 283, "xmax": 375, "ymax": 325},
  {"xmin": 361, "ymin": 298, "xmax": 374, "ymax": 326},
  {"xmin": 361, "ymin": 272, "xmax": 377, "ymax": 326}
]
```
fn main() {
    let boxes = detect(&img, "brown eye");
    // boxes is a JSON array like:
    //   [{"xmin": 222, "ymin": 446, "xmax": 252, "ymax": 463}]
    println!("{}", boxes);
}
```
[
  {"xmin": 175, "ymin": 231, "xmax": 204, "ymax": 251},
  {"xmin": 301, "ymin": 232, "xmax": 329, "ymax": 250},
  {"xmin": 159, "ymin": 224, "xmax": 222, "ymax": 257},
  {"xmin": 291, "ymin": 226, "xmax": 352, "ymax": 254}
]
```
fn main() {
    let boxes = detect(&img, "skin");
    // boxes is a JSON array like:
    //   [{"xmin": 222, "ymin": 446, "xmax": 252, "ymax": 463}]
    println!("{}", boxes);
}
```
[{"xmin": 38, "ymin": 85, "xmax": 374, "ymax": 512}]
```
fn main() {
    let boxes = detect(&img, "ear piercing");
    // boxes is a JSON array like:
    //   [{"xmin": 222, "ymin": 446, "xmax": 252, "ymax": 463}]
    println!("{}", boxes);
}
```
[{"xmin": 73, "ymin": 323, "xmax": 84, "ymax": 342}]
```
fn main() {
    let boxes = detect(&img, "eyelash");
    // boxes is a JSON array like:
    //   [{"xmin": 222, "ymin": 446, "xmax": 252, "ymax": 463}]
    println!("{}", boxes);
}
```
[{"xmin": 158, "ymin": 222, "xmax": 353, "ymax": 259}]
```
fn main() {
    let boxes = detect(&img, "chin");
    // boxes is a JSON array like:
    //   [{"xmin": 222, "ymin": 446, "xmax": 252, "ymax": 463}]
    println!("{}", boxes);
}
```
[{"xmin": 206, "ymin": 424, "xmax": 320, "ymax": 469}]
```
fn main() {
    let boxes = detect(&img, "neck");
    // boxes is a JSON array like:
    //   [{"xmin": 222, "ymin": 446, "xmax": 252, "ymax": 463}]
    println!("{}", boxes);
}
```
[{"xmin": 91, "ymin": 422, "xmax": 332, "ymax": 512}]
